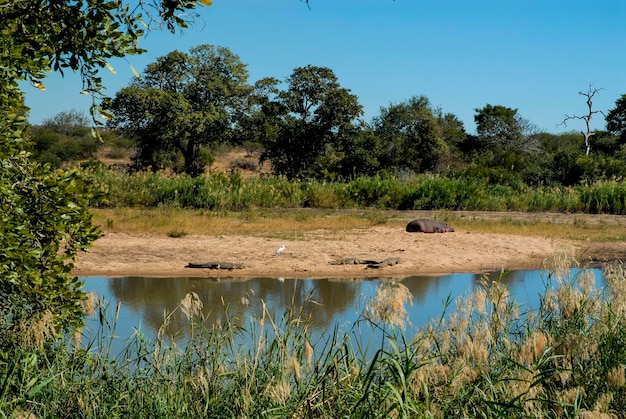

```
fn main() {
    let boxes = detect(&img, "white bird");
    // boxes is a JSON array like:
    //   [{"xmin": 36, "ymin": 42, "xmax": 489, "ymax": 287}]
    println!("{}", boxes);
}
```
[
  {"xmin": 277, "ymin": 277, "xmax": 285, "ymax": 282},
  {"xmin": 276, "ymin": 244, "xmax": 285, "ymax": 255}
]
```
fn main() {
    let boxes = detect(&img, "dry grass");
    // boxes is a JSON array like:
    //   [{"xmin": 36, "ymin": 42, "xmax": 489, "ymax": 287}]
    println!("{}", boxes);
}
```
[
  {"xmin": 366, "ymin": 282, "xmax": 413, "ymax": 328},
  {"xmin": 88, "ymin": 208, "xmax": 626, "ymax": 268},
  {"xmin": 91, "ymin": 207, "xmax": 390, "ymax": 238},
  {"xmin": 91, "ymin": 207, "xmax": 626, "ymax": 243},
  {"xmin": 451, "ymin": 217, "xmax": 626, "ymax": 242}
]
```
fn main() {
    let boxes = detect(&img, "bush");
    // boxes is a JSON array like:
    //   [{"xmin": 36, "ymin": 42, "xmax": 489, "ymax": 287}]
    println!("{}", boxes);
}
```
[
  {"xmin": 0, "ymin": 154, "xmax": 101, "ymax": 354},
  {"xmin": 577, "ymin": 181, "xmax": 626, "ymax": 214},
  {"xmin": 29, "ymin": 125, "xmax": 101, "ymax": 165}
]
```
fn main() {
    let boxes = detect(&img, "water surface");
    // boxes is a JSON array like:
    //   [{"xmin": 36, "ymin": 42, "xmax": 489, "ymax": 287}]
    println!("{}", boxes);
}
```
[{"xmin": 82, "ymin": 268, "xmax": 604, "ymax": 355}]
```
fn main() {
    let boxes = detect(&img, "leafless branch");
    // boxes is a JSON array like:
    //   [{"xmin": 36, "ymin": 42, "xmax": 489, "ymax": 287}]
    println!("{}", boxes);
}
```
[{"xmin": 560, "ymin": 83, "xmax": 606, "ymax": 155}]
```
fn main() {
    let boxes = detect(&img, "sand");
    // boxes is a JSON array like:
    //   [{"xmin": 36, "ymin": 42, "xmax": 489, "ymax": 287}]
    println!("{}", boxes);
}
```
[{"xmin": 72, "ymin": 226, "xmax": 580, "ymax": 279}]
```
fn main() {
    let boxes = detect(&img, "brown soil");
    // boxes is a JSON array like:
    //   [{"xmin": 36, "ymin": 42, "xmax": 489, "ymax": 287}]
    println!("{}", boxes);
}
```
[{"xmin": 73, "ymin": 212, "xmax": 626, "ymax": 279}]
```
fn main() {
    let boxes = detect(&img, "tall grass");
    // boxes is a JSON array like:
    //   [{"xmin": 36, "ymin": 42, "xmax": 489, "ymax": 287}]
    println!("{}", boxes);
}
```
[
  {"xmin": 578, "ymin": 181, "xmax": 626, "ymax": 214},
  {"xmin": 87, "ymin": 167, "xmax": 626, "ymax": 214},
  {"xmin": 3, "ymin": 257, "xmax": 626, "ymax": 417}
]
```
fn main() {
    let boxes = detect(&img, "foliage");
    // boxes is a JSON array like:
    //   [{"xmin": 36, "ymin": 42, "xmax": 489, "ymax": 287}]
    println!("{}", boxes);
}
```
[
  {"xmin": 434, "ymin": 107, "xmax": 468, "ymax": 151},
  {"xmin": 578, "ymin": 180, "xmax": 626, "ymax": 214},
  {"xmin": 3, "ymin": 1, "xmax": 206, "ymax": 122},
  {"xmin": 4, "ymin": 259, "xmax": 626, "ymax": 417},
  {"xmin": 0, "ymin": 0, "xmax": 209, "ymax": 352},
  {"xmin": 0, "ymin": 148, "xmax": 101, "ymax": 352},
  {"xmin": 549, "ymin": 152, "xmax": 626, "ymax": 187},
  {"xmin": 85, "ymin": 161, "xmax": 626, "ymax": 215},
  {"xmin": 29, "ymin": 110, "xmax": 101, "ymax": 167},
  {"xmin": 606, "ymin": 94, "xmax": 626, "ymax": 144},
  {"xmin": 591, "ymin": 131, "xmax": 625, "ymax": 157},
  {"xmin": 258, "ymin": 65, "xmax": 365, "ymax": 180},
  {"xmin": 373, "ymin": 95, "xmax": 450, "ymax": 174},
  {"xmin": 106, "ymin": 44, "xmax": 251, "ymax": 176},
  {"xmin": 335, "ymin": 124, "xmax": 383, "ymax": 178},
  {"xmin": 474, "ymin": 104, "xmax": 539, "ymax": 154},
  {"xmin": 41, "ymin": 109, "xmax": 91, "ymax": 135}
]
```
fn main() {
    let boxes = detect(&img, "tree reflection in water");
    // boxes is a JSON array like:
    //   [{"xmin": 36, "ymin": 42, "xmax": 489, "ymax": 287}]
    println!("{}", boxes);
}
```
[{"xmin": 82, "ymin": 269, "xmax": 603, "ymax": 355}]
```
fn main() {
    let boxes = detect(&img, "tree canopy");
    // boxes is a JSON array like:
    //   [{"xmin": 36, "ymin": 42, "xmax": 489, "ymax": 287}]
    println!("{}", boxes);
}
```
[
  {"xmin": 107, "ymin": 44, "xmax": 251, "ymax": 176},
  {"xmin": 373, "ymin": 96, "xmax": 449, "ymax": 174},
  {"xmin": 473, "ymin": 104, "xmax": 538, "ymax": 154},
  {"xmin": 607, "ymin": 94, "xmax": 626, "ymax": 144},
  {"xmin": 258, "ymin": 65, "xmax": 364, "ymax": 180}
]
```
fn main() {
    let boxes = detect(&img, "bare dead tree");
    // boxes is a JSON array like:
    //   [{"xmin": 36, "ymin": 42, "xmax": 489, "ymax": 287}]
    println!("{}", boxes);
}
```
[{"xmin": 560, "ymin": 84, "xmax": 606, "ymax": 155}]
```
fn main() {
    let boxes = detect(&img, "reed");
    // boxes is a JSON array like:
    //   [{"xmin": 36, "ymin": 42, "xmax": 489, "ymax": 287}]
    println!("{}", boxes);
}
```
[
  {"xmin": 3, "ymin": 257, "xmax": 626, "ymax": 417},
  {"xmin": 577, "ymin": 181, "xmax": 626, "ymax": 215},
  {"xmin": 87, "ymin": 166, "xmax": 626, "ymax": 215}
]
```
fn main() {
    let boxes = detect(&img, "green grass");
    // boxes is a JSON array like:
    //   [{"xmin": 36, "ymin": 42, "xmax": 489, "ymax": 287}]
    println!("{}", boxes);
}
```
[
  {"xmin": 86, "ymin": 166, "xmax": 626, "ymax": 215},
  {"xmin": 3, "ymin": 257, "xmax": 626, "ymax": 417}
]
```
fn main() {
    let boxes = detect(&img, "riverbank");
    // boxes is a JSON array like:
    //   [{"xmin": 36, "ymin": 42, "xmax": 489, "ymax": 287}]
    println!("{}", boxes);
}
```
[
  {"xmin": 73, "ymin": 226, "xmax": 581, "ymax": 279},
  {"xmin": 74, "ymin": 209, "xmax": 626, "ymax": 279}
]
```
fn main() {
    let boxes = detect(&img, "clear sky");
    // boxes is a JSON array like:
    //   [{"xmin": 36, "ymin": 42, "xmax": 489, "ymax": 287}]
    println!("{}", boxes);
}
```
[{"xmin": 23, "ymin": 0, "xmax": 625, "ymax": 134}]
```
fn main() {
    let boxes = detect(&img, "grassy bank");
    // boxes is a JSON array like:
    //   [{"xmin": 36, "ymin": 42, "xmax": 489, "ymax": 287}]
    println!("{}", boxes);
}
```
[
  {"xmin": 90, "ymin": 206, "xmax": 626, "ymax": 246},
  {"xmin": 3, "ymin": 257, "xmax": 626, "ymax": 417},
  {"xmin": 87, "ymin": 167, "xmax": 626, "ymax": 214}
]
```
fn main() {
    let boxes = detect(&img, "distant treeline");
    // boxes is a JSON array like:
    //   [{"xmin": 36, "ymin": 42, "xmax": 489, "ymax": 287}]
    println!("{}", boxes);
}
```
[{"xmin": 27, "ymin": 44, "xmax": 626, "ymax": 190}]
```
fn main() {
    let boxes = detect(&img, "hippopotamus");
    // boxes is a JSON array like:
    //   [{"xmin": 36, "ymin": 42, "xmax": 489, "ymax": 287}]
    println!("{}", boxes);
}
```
[{"xmin": 406, "ymin": 219, "xmax": 455, "ymax": 233}]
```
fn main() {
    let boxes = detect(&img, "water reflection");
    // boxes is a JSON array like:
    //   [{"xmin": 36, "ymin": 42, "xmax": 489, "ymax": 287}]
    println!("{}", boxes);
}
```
[
  {"xmin": 82, "ymin": 269, "xmax": 604, "ymax": 354},
  {"xmin": 99, "ymin": 277, "xmax": 362, "ymax": 333}
]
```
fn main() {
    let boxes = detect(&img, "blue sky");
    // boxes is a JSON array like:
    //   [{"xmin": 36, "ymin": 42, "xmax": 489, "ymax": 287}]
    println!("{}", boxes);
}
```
[{"xmin": 23, "ymin": 0, "xmax": 625, "ymax": 134}]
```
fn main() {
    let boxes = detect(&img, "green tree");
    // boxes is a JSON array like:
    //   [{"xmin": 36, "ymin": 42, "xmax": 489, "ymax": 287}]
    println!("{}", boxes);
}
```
[
  {"xmin": 0, "ymin": 0, "xmax": 207, "ymax": 349},
  {"xmin": 259, "ymin": 65, "xmax": 364, "ymax": 180},
  {"xmin": 29, "ymin": 110, "xmax": 100, "ymax": 167},
  {"xmin": 107, "ymin": 44, "xmax": 251, "ymax": 176},
  {"xmin": 433, "ymin": 107, "xmax": 468, "ymax": 171},
  {"xmin": 470, "ymin": 105, "xmax": 542, "ymax": 187},
  {"xmin": 606, "ymin": 94, "xmax": 626, "ymax": 144},
  {"xmin": 373, "ymin": 95, "xmax": 448, "ymax": 174},
  {"xmin": 434, "ymin": 108, "xmax": 467, "ymax": 151},
  {"xmin": 474, "ymin": 104, "xmax": 538, "ymax": 154},
  {"xmin": 336, "ymin": 123, "xmax": 383, "ymax": 178},
  {"xmin": 237, "ymin": 77, "xmax": 284, "ymax": 150},
  {"xmin": 0, "ymin": 155, "xmax": 101, "ymax": 349}
]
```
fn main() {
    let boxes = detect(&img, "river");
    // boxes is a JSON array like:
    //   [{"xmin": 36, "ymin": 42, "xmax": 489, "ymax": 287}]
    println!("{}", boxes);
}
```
[{"xmin": 81, "ymin": 268, "xmax": 604, "ymax": 356}]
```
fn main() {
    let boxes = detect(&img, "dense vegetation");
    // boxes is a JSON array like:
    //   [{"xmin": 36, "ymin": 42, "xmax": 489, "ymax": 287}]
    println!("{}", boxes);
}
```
[
  {"xmin": 0, "ymin": 0, "xmax": 211, "ymax": 415},
  {"xmin": 4, "ymin": 258, "xmax": 626, "ymax": 417},
  {"xmin": 29, "ymin": 53, "xmax": 626, "ymax": 187},
  {"xmin": 28, "ymin": 77, "xmax": 626, "ymax": 214},
  {"xmin": 4, "ymin": 1, "xmax": 626, "ymax": 417},
  {"xmin": 96, "ymin": 46, "xmax": 626, "ymax": 185},
  {"xmin": 79, "ymin": 165, "xmax": 626, "ymax": 214}
]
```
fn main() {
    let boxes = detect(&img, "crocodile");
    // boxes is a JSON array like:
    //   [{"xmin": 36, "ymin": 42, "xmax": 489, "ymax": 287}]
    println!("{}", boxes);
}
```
[
  {"xmin": 186, "ymin": 261, "xmax": 249, "ymax": 270},
  {"xmin": 367, "ymin": 257, "xmax": 402, "ymax": 269},
  {"xmin": 329, "ymin": 257, "xmax": 402, "ymax": 269}
]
